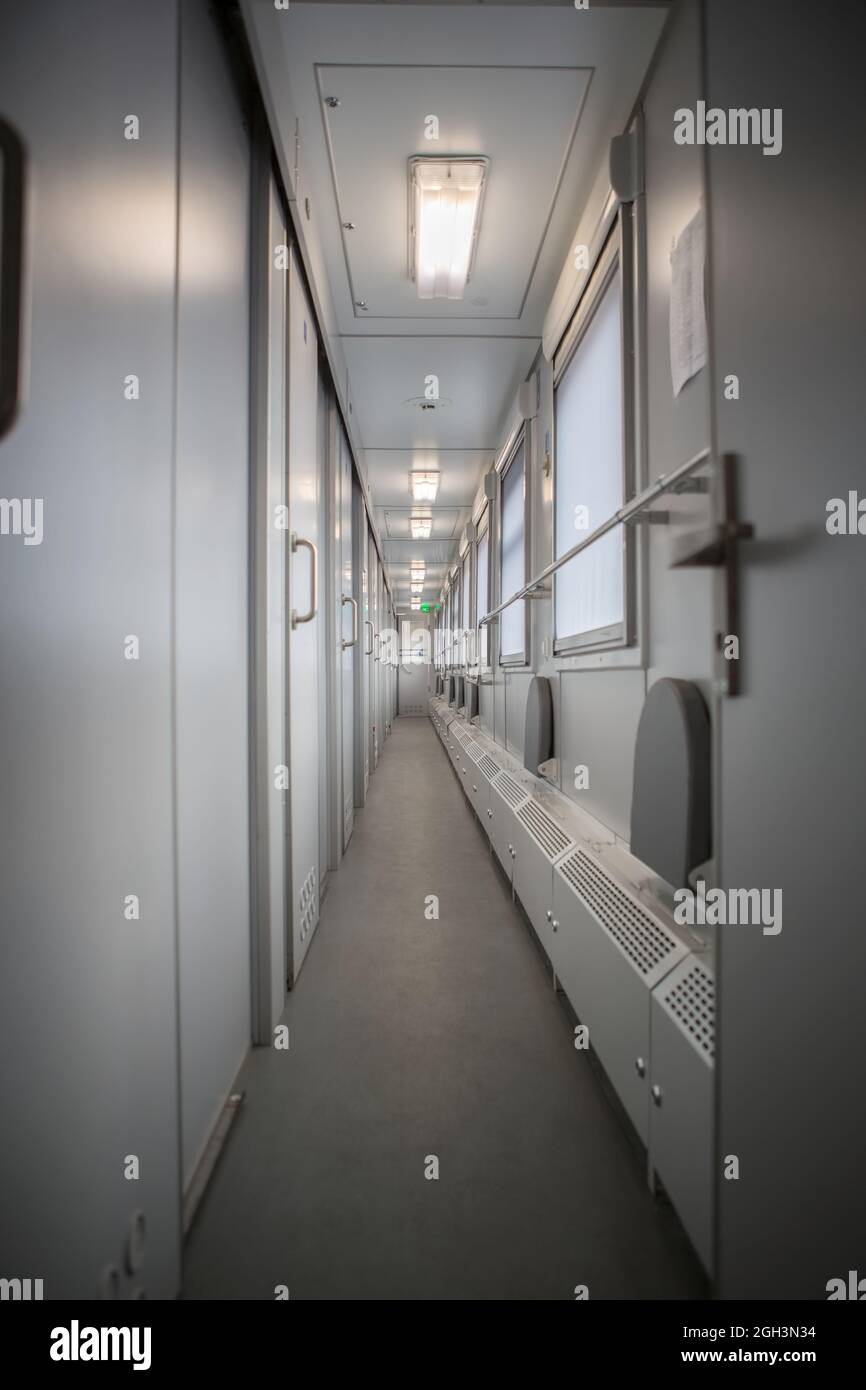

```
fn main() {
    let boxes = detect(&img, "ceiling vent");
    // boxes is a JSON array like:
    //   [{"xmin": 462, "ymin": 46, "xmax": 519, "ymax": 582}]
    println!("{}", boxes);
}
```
[{"xmin": 403, "ymin": 396, "xmax": 452, "ymax": 412}]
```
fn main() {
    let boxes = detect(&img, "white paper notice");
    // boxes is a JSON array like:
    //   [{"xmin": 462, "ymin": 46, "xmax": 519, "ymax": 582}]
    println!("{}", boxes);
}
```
[{"xmin": 669, "ymin": 207, "xmax": 707, "ymax": 397}]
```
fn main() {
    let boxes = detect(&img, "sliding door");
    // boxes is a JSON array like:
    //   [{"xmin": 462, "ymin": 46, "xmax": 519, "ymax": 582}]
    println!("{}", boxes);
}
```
[
  {"xmin": 287, "ymin": 249, "xmax": 321, "ymax": 982},
  {"xmin": 339, "ymin": 428, "xmax": 355, "ymax": 849}
]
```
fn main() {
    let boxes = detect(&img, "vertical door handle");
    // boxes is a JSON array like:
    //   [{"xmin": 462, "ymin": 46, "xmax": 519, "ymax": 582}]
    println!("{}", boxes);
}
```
[
  {"xmin": 364, "ymin": 619, "xmax": 374, "ymax": 655},
  {"xmin": 291, "ymin": 533, "xmax": 317, "ymax": 628},
  {"xmin": 0, "ymin": 118, "xmax": 26, "ymax": 441},
  {"xmin": 341, "ymin": 594, "xmax": 358, "ymax": 649},
  {"xmin": 373, "ymin": 632, "xmax": 380, "ymax": 662}
]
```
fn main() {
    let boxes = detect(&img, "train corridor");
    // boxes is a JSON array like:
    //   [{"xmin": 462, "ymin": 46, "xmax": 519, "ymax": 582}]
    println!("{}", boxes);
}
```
[{"xmin": 183, "ymin": 717, "xmax": 704, "ymax": 1301}]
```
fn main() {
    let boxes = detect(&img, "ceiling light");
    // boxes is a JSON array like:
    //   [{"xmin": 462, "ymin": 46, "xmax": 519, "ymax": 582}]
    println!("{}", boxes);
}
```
[
  {"xmin": 409, "ymin": 157, "xmax": 488, "ymax": 301},
  {"xmin": 410, "ymin": 598, "xmax": 421, "ymax": 610},
  {"xmin": 410, "ymin": 517, "xmax": 432, "ymax": 539},
  {"xmin": 410, "ymin": 470, "xmax": 440, "ymax": 503},
  {"xmin": 410, "ymin": 582, "xmax": 423, "ymax": 595}
]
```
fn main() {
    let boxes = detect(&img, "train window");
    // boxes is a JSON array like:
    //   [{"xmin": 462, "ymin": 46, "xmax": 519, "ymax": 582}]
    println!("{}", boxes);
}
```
[
  {"xmin": 499, "ymin": 432, "xmax": 527, "ymax": 664},
  {"xmin": 553, "ymin": 229, "xmax": 630, "ymax": 654},
  {"xmin": 460, "ymin": 549, "xmax": 471, "ymax": 665},
  {"xmin": 475, "ymin": 512, "xmax": 489, "ymax": 667}
]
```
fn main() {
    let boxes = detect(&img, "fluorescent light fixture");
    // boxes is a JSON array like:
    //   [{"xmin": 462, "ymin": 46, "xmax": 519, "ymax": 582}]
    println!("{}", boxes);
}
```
[
  {"xmin": 410, "ymin": 517, "xmax": 432, "ymax": 539},
  {"xmin": 410, "ymin": 470, "xmax": 440, "ymax": 503},
  {"xmin": 410, "ymin": 582, "xmax": 423, "ymax": 595},
  {"xmin": 409, "ymin": 157, "xmax": 488, "ymax": 301},
  {"xmin": 410, "ymin": 598, "xmax": 421, "ymax": 610}
]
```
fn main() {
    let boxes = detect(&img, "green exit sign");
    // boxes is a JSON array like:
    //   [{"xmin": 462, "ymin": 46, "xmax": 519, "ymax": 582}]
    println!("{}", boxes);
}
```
[{"xmin": 420, "ymin": 602, "xmax": 430, "ymax": 612}]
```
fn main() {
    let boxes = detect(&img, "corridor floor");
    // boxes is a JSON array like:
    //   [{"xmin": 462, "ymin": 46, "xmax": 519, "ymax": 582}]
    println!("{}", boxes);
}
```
[{"xmin": 183, "ymin": 716, "xmax": 706, "ymax": 1300}]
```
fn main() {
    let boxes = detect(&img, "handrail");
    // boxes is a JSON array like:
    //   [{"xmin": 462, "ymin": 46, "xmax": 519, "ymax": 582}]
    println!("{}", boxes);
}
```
[{"xmin": 479, "ymin": 448, "xmax": 712, "ymax": 627}]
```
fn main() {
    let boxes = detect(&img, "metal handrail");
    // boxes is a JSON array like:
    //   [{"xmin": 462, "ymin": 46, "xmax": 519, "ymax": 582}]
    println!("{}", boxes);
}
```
[{"xmin": 479, "ymin": 447, "xmax": 712, "ymax": 627}]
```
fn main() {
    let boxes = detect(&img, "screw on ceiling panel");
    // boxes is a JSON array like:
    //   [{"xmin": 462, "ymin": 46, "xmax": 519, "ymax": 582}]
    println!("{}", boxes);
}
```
[
  {"xmin": 325, "ymin": 97, "xmax": 341, "ymax": 108},
  {"xmin": 342, "ymin": 221, "xmax": 356, "ymax": 230}
]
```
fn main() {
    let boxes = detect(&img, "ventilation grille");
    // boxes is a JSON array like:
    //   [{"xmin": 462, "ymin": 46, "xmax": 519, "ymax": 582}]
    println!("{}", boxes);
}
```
[
  {"xmin": 477, "ymin": 753, "xmax": 500, "ymax": 782},
  {"xmin": 492, "ymin": 771, "xmax": 527, "ymax": 810},
  {"xmin": 465, "ymin": 741, "xmax": 485, "ymax": 765},
  {"xmin": 558, "ymin": 848, "xmax": 683, "ymax": 980},
  {"xmin": 658, "ymin": 958, "xmax": 715, "ymax": 1061},
  {"xmin": 299, "ymin": 864, "xmax": 318, "ymax": 944},
  {"xmin": 516, "ymin": 800, "xmax": 573, "ymax": 862}
]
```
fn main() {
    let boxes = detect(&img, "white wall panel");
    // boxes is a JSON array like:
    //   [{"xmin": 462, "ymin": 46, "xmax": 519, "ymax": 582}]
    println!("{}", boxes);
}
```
[
  {"xmin": 0, "ymin": 0, "xmax": 181, "ymax": 1297},
  {"xmin": 558, "ymin": 670, "xmax": 645, "ymax": 842},
  {"xmin": 175, "ymin": 0, "xmax": 252, "ymax": 1191}
]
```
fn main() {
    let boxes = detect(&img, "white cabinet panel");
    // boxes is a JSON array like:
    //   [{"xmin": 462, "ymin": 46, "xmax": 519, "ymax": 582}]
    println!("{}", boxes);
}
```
[{"xmin": 649, "ymin": 957, "xmax": 715, "ymax": 1275}]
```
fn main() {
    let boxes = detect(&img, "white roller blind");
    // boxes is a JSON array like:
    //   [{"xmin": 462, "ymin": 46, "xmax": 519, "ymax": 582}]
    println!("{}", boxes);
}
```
[
  {"xmin": 554, "ymin": 270, "xmax": 624, "ymax": 645},
  {"xmin": 500, "ymin": 437, "xmax": 526, "ymax": 660}
]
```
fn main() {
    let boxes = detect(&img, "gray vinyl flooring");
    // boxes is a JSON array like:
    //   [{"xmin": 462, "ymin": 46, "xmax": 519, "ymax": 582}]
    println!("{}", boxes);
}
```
[{"xmin": 183, "ymin": 716, "xmax": 706, "ymax": 1300}]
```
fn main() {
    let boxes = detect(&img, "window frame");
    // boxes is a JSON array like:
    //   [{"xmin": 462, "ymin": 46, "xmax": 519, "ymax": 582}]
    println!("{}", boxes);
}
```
[
  {"xmin": 552, "ymin": 213, "xmax": 636, "ymax": 659},
  {"xmin": 497, "ymin": 427, "xmax": 530, "ymax": 667},
  {"xmin": 459, "ymin": 543, "xmax": 472, "ymax": 669},
  {"xmin": 474, "ymin": 504, "xmax": 490, "ymax": 672}
]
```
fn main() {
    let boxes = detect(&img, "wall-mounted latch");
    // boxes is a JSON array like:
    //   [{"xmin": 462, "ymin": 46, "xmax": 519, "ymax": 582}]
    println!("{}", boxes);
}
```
[
  {"xmin": 670, "ymin": 453, "xmax": 754, "ymax": 697},
  {"xmin": 537, "ymin": 757, "xmax": 559, "ymax": 783}
]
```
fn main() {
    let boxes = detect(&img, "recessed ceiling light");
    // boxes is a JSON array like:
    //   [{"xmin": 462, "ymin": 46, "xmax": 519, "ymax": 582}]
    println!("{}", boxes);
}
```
[
  {"xmin": 410, "ymin": 470, "xmax": 440, "ymax": 503},
  {"xmin": 410, "ymin": 598, "xmax": 421, "ymax": 610},
  {"xmin": 409, "ymin": 157, "xmax": 489, "ymax": 301},
  {"xmin": 410, "ymin": 582, "xmax": 423, "ymax": 595},
  {"xmin": 410, "ymin": 517, "xmax": 432, "ymax": 540}
]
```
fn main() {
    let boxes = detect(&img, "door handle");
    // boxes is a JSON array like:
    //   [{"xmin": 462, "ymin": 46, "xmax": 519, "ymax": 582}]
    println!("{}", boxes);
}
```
[
  {"xmin": 342, "ymin": 594, "xmax": 358, "ymax": 649},
  {"xmin": 364, "ymin": 619, "xmax": 374, "ymax": 655},
  {"xmin": 291, "ymin": 533, "xmax": 317, "ymax": 628},
  {"xmin": 0, "ymin": 118, "xmax": 27, "ymax": 441},
  {"xmin": 373, "ymin": 632, "xmax": 380, "ymax": 662}
]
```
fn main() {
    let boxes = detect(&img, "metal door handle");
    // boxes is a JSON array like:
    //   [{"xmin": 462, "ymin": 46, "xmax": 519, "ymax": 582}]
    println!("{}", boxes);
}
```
[
  {"xmin": 291, "ymin": 533, "xmax": 317, "ymax": 628},
  {"xmin": 373, "ymin": 632, "xmax": 380, "ymax": 662},
  {"xmin": 364, "ymin": 619, "xmax": 374, "ymax": 655},
  {"xmin": 0, "ymin": 118, "xmax": 26, "ymax": 441},
  {"xmin": 342, "ymin": 594, "xmax": 358, "ymax": 649}
]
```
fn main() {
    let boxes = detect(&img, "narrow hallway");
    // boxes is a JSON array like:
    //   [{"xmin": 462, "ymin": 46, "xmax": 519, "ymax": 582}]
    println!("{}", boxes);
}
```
[{"xmin": 184, "ymin": 717, "xmax": 704, "ymax": 1300}]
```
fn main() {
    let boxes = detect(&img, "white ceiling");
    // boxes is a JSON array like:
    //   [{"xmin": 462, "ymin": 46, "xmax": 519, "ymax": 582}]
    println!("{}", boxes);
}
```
[{"xmin": 248, "ymin": 0, "xmax": 668, "ymax": 606}]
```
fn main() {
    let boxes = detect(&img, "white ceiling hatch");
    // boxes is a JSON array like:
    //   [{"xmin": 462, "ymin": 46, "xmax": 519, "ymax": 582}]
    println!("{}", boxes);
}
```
[{"xmin": 318, "ymin": 64, "xmax": 590, "ymax": 321}]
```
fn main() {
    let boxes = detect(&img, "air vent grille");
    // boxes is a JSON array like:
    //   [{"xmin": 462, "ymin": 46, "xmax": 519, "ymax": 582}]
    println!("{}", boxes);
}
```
[
  {"xmin": 658, "ymin": 959, "xmax": 715, "ymax": 1061},
  {"xmin": 465, "ymin": 741, "xmax": 485, "ymax": 765},
  {"xmin": 558, "ymin": 848, "xmax": 683, "ymax": 979},
  {"xmin": 492, "ymin": 772, "xmax": 527, "ymax": 810},
  {"xmin": 516, "ymin": 800, "xmax": 573, "ymax": 862},
  {"xmin": 477, "ymin": 754, "xmax": 500, "ymax": 782}
]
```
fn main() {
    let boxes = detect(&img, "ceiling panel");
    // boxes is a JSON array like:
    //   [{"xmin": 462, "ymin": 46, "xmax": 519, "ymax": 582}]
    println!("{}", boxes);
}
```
[
  {"xmin": 343, "ymin": 335, "xmax": 537, "ymax": 448},
  {"xmin": 365, "ymin": 449, "xmax": 491, "ymax": 507},
  {"xmin": 382, "ymin": 507, "xmax": 463, "ymax": 540},
  {"xmin": 319, "ymin": 64, "xmax": 589, "ymax": 321}
]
